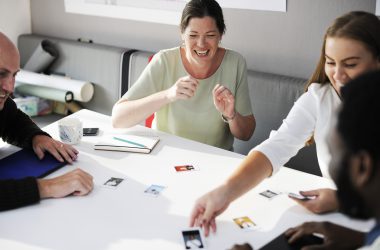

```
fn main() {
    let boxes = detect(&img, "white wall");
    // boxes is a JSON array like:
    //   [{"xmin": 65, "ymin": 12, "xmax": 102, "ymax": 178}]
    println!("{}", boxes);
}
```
[
  {"xmin": 30, "ymin": 0, "xmax": 376, "ymax": 79},
  {"xmin": 0, "ymin": 0, "xmax": 31, "ymax": 45}
]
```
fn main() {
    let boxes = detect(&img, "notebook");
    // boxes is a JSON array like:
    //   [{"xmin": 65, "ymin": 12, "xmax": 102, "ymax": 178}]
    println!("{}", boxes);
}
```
[
  {"xmin": 260, "ymin": 233, "xmax": 324, "ymax": 250},
  {"xmin": 94, "ymin": 135, "xmax": 160, "ymax": 154},
  {"xmin": 0, "ymin": 149, "xmax": 66, "ymax": 180}
]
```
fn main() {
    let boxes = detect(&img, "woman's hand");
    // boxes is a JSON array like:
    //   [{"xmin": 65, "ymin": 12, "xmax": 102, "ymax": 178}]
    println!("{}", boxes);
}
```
[
  {"xmin": 189, "ymin": 184, "xmax": 231, "ymax": 237},
  {"xmin": 213, "ymin": 84, "xmax": 236, "ymax": 119},
  {"xmin": 289, "ymin": 188, "xmax": 339, "ymax": 214},
  {"xmin": 166, "ymin": 75, "xmax": 198, "ymax": 102}
]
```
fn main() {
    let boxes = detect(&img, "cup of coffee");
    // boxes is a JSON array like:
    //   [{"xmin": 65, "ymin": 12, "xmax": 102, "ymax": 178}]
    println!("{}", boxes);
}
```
[{"xmin": 58, "ymin": 117, "xmax": 82, "ymax": 144}]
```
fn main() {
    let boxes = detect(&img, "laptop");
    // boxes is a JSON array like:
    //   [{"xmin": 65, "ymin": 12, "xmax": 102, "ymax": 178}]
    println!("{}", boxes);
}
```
[
  {"xmin": 260, "ymin": 233, "xmax": 324, "ymax": 250},
  {"xmin": 0, "ymin": 149, "xmax": 66, "ymax": 180}
]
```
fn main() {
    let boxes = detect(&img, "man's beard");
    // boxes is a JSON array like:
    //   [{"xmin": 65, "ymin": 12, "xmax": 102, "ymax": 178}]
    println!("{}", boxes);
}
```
[{"xmin": 335, "ymin": 156, "xmax": 372, "ymax": 219}]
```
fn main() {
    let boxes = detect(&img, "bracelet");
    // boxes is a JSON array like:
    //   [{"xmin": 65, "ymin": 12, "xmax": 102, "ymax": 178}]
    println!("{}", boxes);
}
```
[{"xmin": 221, "ymin": 111, "xmax": 236, "ymax": 123}]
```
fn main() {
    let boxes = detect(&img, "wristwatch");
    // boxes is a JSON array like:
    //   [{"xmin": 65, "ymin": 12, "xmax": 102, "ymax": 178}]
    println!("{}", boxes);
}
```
[{"xmin": 221, "ymin": 111, "xmax": 236, "ymax": 123}]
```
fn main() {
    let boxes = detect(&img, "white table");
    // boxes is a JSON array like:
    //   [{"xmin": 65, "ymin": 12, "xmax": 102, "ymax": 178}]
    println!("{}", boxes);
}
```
[{"xmin": 0, "ymin": 110, "xmax": 373, "ymax": 250}]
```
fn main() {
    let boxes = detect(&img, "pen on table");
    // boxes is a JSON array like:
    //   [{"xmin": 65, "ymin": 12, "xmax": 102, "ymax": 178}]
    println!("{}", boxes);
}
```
[{"xmin": 113, "ymin": 137, "xmax": 147, "ymax": 148}]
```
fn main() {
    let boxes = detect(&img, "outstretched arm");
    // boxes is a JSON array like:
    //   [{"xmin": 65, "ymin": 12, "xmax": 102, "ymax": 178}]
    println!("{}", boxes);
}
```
[{"xmin": 190, "ymin": 151, "xmax": 272, "ymax": 236}]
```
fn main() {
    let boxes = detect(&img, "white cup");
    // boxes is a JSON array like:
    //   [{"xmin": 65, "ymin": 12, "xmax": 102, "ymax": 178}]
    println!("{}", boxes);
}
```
[{"xmin": 58, "ymin": 117, "xmax": 82, "ymax": 145}]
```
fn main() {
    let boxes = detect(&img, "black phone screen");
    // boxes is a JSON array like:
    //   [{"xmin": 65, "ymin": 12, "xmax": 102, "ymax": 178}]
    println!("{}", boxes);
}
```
[{"xmin": 83, "ymin": 127, "xmax": 99, "ymax": 136}]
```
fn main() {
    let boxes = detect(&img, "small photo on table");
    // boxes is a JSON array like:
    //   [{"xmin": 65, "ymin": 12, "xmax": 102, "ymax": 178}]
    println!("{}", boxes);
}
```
[
  {"xmin": 233, "ymin": 216, "xmax": 258, "ymax": 232},
  {"xmin": 259, "ymin": 189, "xmax": 280, "ymax": 199},
  {"xmin": 102, "ymin": 177, "xmax": 124, "ymax": 189},
  {"xmin": 175, "ymin": 165, "xmax": 198, "ymax": 172},
  {"xmin": 182, "ymin": 228, "xmax": 205, "ymax": 249},
  {"xmin": 144, "ymin": 184, "xmax": 166, "ymax": 197}
]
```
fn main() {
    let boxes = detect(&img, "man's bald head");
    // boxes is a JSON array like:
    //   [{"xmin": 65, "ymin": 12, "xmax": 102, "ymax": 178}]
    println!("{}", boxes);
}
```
[
  {"xmin": 0, "ymin": 32, "xmax": 20, "ymax": 110},
  {"xmin": 0, "ymin": 32, "xmax": 19, "ymax": 56}
]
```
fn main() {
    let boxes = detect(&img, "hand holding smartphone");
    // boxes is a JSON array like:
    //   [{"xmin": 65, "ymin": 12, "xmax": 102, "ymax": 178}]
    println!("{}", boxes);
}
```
[{"xmin": 288, "ymin": 192, "xmax": 313, "ymax": 201}]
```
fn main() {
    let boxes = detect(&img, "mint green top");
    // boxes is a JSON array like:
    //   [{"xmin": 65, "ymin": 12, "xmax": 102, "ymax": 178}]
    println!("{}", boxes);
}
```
[{"xmin": 123, "ymin": 47, "xmax": 252, "ymax": 150}]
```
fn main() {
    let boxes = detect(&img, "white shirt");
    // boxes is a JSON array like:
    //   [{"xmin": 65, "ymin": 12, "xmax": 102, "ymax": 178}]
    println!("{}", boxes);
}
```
[{"xmin": 253, "ymin": 83, "xmax": 341, "ymax": 178}]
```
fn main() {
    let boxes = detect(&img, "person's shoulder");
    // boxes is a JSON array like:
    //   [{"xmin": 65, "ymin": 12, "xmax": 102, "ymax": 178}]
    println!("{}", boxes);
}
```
[
  {"xmin": 224, "ymin": 48, "xmax": 246, "ymax": 62},
  {"xmin": 305, "ymin": 83, "xmax": 339, "ymax": 107},
  {"xmin": 306, "ymin": 83, "xmax": 333, "ymax": 96},
  {"xmin": 153, "ymin": 47, "xmax": 180, "ymax": 63},
  {"xmin": 223, "ymin": 49, "xmax": 247, "ymax": 70},
  {"xmin": 157, "ymin": 47, "xmax": 180, "ymax": 57}
]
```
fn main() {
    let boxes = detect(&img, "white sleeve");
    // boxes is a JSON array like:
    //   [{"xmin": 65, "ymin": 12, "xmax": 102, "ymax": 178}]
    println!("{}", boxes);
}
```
[{"xmin": 253, "ymin": 90, "xmax": 318, "ymax": 174}]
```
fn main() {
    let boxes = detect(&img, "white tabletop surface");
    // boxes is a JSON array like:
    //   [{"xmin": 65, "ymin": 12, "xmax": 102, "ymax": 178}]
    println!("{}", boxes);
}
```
[{"xmin": 0, "ymin": 109, "xmax": 373, "ymax": 250}]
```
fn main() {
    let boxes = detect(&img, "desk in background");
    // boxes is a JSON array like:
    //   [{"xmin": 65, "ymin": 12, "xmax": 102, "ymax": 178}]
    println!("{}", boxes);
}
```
[{"xmin": 0, "ymin": 110, "xmax": 373, "ymax": 250}]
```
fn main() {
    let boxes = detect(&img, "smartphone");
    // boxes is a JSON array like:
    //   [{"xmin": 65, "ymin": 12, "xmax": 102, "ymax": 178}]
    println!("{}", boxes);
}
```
[
  {"xmin": 83, "ymin": 127, "xmax": 99, "ymax": 136},
  {"xmin": 288, "ymin": 192, "xmax": 312, "ymax": 201}
]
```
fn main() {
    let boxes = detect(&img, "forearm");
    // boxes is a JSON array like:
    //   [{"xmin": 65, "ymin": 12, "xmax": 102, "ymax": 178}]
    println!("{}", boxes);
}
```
[
  {"xmin": 224, "ymin": 151, "xmax": 272, "ymax": 203},
  {"xmin": 229, "ymin": 114, "xmax": 255, "ymax": 141},
  {"xmin": 112, "ymin": 90, "xmax": 171, "ymax": 128},
  {"xmin": 37, "ymin": 179, "xmax": 51, "ymax": 199}
]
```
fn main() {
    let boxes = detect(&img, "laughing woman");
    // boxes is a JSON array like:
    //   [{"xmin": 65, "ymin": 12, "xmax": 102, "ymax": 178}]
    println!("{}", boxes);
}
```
[{"xmin": 112, "ymin": 0, "xmax": 255, "ymax": 151}]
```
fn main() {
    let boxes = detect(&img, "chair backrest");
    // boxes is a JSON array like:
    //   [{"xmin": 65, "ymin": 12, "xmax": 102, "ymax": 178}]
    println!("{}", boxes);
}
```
[
  {"xmin": 233, "ymin": 70, "xmax": 321, "ymax": 176},
  {"xmin": 125, "ymin": 51, "xmax": 154, "ymax": 93},
  {"xmin": 123, "ymin": 50, "xmax": 155, "ymax": 127}
]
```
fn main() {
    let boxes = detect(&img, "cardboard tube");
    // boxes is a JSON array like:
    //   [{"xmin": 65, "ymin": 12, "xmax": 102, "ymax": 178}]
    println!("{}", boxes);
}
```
[
  {"xmin": 16, "ymin": 84, "xmax": 73, "ymax": 103},
  {"xmin": 16, "ymin": 70, "xmax": 94, "ymax": 102},
  {"xmin": 23, "ymin": 40, "xmax": 59, "ymax": 73}
]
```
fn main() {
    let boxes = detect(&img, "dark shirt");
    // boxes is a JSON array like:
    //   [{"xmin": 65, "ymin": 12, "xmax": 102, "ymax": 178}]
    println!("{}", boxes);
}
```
[
  {"xmin": 365, "ymin": 223, "xmax": 380, "ymax": 246},
  {"xmin": 0, "ymin": 98, "xmax": 49, "ymax": 211},
  {"xmin": 0, "ymin": 177, "xmax": 40, "ymax": 211}
]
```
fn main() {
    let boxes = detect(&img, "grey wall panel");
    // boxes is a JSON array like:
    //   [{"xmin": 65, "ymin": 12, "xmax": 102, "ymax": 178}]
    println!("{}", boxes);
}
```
[
  {"xmin": 18, "ymin": 34, "xmax": 128, "ymax": 115},
  {"xmin": 30, "ymin": 0, "xmax": 376, "ymax": 79}
]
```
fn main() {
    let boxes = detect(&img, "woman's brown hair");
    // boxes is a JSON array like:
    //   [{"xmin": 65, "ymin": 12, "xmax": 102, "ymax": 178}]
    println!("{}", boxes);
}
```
[
  {"xmin": 305, "ymin": 11, "xmax": 380, "ymax": 91},
  {"xmin": 180, "ymin": 0, "xmax": 226, "ymax": 35},
  {"xmin": 305, "ymin": 11, "xmax": 380, "ymax": 145}
]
